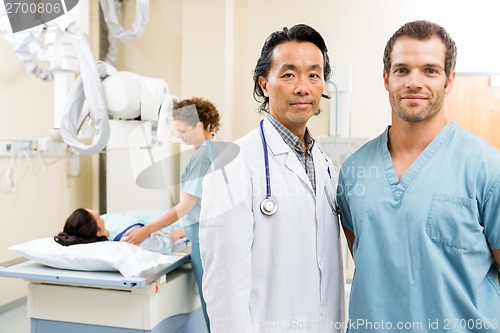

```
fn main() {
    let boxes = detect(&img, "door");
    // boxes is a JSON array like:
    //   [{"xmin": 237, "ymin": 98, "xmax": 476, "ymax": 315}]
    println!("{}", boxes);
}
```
[{"xmin": 444, "ymin": 75, "xmax": 500, "ymax": 149}]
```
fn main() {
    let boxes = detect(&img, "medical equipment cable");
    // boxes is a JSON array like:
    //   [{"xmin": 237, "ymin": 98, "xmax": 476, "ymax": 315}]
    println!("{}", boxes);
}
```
[
  {"xmin": 100, "ymin": 0, "xmax": 122, "ymax": 65},
  {"xmin": 0, "ymin": 155, "xmax": 18, "ymax": 193},
  {"xmin": 326, "ymin": 79, "xmax": 340, "ymax": 136},
  {"xmin": 0, "ymin": 1, "xmax": 55, "ymax": 81},
  {"xmin": 0, "ymin": 12, "xmax": 53, "ymax": 81},
  {"xmin": 99, "ymin": 0, "xmax": 150, "ymax": 64},
  {"xmin": 59, "ymin": 42, "xmax": 110, "ymax": 154},
  {"xmin": 1, "ymin": 3, "xmax": 110, "ymax": 154},
  {"xmin": 41, "ymin": 154, "xmax": 63, "ymax": 166}
]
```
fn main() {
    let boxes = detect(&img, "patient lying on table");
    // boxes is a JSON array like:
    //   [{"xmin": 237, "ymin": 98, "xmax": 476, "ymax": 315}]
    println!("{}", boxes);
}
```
[{"xmin": 55, "ymin": 208, "xmax": 185, "ymax": 254}]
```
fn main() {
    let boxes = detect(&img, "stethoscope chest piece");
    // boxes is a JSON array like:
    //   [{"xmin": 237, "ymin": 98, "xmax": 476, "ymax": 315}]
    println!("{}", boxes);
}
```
[{"xmin": 260, "ymin": 197, "xmax": 278, "ymax": 216}]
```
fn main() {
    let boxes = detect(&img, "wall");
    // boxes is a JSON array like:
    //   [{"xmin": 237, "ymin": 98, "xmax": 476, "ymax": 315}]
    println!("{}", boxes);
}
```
[
  {"xmin": 228, "ymin": 0, "xmax": 500, "ymax": 140},
  {"xmin": 119, "ymin": 0, "xmax": 500, "ymax": 142},
  {"xmin": 116, "ymin": 0, "xmax": 182, "ymax": 95},
  {"xmin": 0, "ymin": 2, "xmax": 96, "ymax": 306},
  {"xmin": 328, "ymin": 0, "xmax": 500, "ymax": 139},
  {"xmin": 117, "ymin": 0, "xmax": 342, "ymax": 141},
  {"xmin": 0, "ymin": 39, "xmax": 94, "ymax": 305}
]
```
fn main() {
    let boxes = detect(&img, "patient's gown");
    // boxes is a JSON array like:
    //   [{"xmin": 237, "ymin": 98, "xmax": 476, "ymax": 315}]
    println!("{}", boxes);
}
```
[{"xmin": 102, "ymin": 211, "xmax": 179, "ymax": 254}]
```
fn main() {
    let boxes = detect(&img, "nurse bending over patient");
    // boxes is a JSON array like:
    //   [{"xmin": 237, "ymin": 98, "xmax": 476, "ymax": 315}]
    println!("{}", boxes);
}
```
[
  {"xmin": 55, "ymin": 208, "xmax": 186, "ymax": 255},
  {"xmin": 121, "ymin": 97, "xmax": 223, "ymax": 333}
]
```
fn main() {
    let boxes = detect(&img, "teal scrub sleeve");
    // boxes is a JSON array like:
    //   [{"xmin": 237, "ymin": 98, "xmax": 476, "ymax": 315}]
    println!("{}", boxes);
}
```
[
  {"xmin": 482, "ymin": 175, "xmax": 500, "ymax": 250},
  {"xmin": 336, "ymin": 169, "xmax": 353, "ymax": 232}
]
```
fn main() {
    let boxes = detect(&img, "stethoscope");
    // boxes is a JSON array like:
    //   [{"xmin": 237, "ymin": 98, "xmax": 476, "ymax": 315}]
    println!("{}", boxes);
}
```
[
  {"xmin": 257, "ymin": 119, "xmax": 339, "ymax": 217},
  {"xmin": 259, "ymin": 120, "xmax": 278, "ymax": 216}
]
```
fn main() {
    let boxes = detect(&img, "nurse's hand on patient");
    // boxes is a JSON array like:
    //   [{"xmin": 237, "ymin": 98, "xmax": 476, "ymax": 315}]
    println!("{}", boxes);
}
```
[{"xmin": 122, "ymin": 226, "xmax": 149, "ymax": 245}]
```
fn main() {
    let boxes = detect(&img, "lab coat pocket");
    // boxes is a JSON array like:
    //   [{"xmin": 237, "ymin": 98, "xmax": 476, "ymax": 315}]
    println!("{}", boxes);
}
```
[{"xmin": 426, "ymin": 193, "xmax": 482, "ymax": 250}]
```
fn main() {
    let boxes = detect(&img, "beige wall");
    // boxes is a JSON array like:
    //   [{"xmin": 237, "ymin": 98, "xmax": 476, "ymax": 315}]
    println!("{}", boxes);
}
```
[
  {"xmin": 0, "ymin": 2, "xmax": 97, "ymax": 306},
  {"xmin": 116, "ymin": 0, "xmax": 182, "ymax": 94},
  {"xmin": 0, "ymin": 38, "xmax": 94, "ymax": 305},
  {"xmin": 119, "ymin": 0, "xmax": 500, "ymax": 142},
  {"xmin": 329, "ymin": 0, "xmax": 500, "ymax": 139}
]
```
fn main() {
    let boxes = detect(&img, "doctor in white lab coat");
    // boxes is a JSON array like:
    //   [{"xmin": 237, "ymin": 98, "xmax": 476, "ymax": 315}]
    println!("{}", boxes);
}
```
[{"xmin": 199, "ymin": 24, "xmax": 344, "ymax": 333}]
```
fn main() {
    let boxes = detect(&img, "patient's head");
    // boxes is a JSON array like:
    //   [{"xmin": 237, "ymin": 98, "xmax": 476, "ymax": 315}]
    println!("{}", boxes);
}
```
[{"xmin": 54, "ymin": 208, "xmax": 110, "ymax": 246}]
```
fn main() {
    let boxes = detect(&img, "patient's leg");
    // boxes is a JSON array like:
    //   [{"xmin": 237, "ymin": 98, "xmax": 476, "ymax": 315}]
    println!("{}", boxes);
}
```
[{"xmin": 168, "ymin": 229, "xmax": 186, "ymax": 243}]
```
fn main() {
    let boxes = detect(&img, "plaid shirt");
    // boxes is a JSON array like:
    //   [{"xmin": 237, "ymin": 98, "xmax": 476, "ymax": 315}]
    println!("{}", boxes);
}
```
[{"xmin": 266, "ymin": 114, "xmax": 316, "ymax": 193}]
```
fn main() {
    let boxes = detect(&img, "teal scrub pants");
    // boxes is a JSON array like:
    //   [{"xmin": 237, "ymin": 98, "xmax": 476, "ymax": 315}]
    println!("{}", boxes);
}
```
[{"xmin": 185, "ymin": 223, "xmax": 210, "ymax": 332}]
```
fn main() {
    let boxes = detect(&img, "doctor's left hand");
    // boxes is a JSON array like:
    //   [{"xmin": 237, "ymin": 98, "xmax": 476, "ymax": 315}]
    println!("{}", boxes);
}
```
[{"xmin": 122, "ymin": 226, "xmax": 151, "ymax": 245}]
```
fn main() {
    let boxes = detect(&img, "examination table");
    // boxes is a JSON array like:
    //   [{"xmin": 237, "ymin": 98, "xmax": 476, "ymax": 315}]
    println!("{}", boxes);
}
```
[{"xmin": 0, "ymin": 251, "xmax": 209, "ymax": 333}]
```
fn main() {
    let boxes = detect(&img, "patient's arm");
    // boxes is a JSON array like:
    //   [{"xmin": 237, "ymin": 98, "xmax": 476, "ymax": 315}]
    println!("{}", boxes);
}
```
[
  {"xmin": 168, "ymin": 229, "xmax": 186, "ymax": 243},
  {"xmin": 123, "ymin": 193, "xmax": 198, "ymax": 245}
]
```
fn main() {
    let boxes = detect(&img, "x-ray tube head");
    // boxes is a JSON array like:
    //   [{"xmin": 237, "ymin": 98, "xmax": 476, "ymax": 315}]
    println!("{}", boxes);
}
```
[
  {"xmin": 101, "ymin": 71, "xmax": 171, "ymax": 121},
  {"xmin": 102, "ymin": 72, "xmax": 143, "ymax": 119}
]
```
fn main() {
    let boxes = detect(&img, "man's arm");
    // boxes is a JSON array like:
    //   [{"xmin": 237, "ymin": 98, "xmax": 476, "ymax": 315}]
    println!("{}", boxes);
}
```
[
  {"xmin": 343, "ymin": 226, "xmax": 355, "ymax": 256},
  {"xmin": 494, "ymin": 249, "xmax": 500, "ymax": 266},
  {"xmin": 493, "ymin": 249, "xmax": 500, "ymax": 286},
  {"xmin": 336, "ymin": 171, "xmax": 355, "ymax": 257}
]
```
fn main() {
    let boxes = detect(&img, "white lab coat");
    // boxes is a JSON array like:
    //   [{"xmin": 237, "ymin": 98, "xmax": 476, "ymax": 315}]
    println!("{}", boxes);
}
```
[{"xmin": 200, "ymin": 118, "xmax": 344, "ymax": 333}]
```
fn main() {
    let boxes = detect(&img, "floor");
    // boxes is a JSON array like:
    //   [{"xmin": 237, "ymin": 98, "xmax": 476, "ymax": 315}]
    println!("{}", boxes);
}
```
[{"xmin": 0, "ymin": 297, "xmax": 29, "ymax": 333}]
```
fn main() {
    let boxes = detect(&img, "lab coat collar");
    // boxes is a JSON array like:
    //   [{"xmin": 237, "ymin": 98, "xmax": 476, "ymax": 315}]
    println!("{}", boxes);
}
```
[
  {"xmin": 262, "ymin": 117, "xmax": 316, "ymax": 194},
  {"xmin": 312, "ymin": 144, "xmax": 330, "ymax": 196}
]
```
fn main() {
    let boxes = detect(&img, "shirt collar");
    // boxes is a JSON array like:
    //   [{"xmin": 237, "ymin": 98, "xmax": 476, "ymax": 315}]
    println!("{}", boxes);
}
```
[{"xmin": 266, "ymin": 114, "xmax": 315, "ymax": 154}]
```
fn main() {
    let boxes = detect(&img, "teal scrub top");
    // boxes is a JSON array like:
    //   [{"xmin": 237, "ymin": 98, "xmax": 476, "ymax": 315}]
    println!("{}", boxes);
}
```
[
  {"xmin": 337, "ymin": 122, "xmax": 500, "ymax": 332},
  {"xmin": 180, "ymin": 137, "xmax": 224, "ymax": 243}
]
